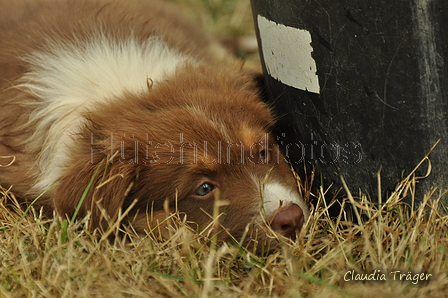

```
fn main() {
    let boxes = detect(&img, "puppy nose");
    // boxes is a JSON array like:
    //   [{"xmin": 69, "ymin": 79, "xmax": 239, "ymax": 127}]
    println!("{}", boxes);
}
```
[{"xmin": 270, "ymin": 204, "xmax": 304, "ymax": 241}]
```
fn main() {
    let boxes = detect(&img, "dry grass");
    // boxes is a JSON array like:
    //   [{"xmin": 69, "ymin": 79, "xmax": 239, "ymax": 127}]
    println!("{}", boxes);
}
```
[
  {"xmin": 1, "ymin": 161, "xmax": 448, "ymax": 297},
  {"xmin": 1, "ymin": 0, "xmax": 448, "ymax": 297}
]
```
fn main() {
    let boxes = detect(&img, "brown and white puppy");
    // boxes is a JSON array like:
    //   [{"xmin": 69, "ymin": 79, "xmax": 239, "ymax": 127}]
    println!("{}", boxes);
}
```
[{"xmin": 0, "ymin": 0, "xmax": 309, "ymax": 246}]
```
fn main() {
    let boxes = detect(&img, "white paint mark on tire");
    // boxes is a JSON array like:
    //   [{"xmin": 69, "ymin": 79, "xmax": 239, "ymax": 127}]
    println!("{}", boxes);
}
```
[{"xmin": 257, "ymin": 15, "xmax": 320, "ymax": 94}]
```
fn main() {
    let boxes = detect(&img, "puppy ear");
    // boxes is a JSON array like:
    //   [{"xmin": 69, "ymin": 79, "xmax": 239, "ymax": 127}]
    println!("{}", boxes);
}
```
[{"xmin": 51, "ymin": 160, "xmax": 135, "ymax": 231}]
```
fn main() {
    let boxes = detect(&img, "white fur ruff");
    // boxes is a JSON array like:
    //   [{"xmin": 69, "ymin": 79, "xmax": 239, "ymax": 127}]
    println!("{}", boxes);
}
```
[{"xmin": 17, "ymin": 33, "xmax": 192, "ymax": 194}]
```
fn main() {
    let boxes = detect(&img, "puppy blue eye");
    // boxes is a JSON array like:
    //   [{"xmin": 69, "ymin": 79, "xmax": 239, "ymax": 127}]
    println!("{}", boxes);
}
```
[{"xmin": 195, "ymin": 183, "xmax": 214, "ymax": 196}]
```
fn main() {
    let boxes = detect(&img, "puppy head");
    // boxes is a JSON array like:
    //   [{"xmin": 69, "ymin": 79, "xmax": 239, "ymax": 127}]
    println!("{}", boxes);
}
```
[
  {"xmin": 52, "ymin": 64, "xmax": 309, "ymax": 248},
  {"xmin": 126, "ymin": 130, "xmax": 309, "ymax": 247}
]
